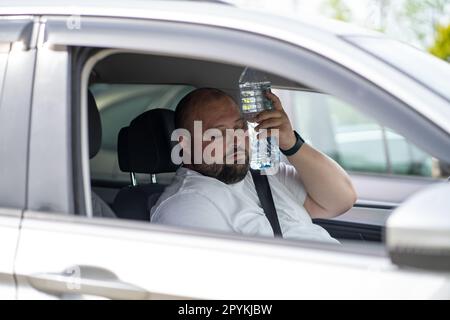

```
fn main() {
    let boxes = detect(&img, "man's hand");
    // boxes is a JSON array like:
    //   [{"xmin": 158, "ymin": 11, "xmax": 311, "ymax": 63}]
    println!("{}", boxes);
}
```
[
  {"xmin": 254, "ymin": 90, "xmax": 296, "ymax": 150},
  {"xmin": 255, "ymin": 89, "xmax": 357, "ymax": 219}
]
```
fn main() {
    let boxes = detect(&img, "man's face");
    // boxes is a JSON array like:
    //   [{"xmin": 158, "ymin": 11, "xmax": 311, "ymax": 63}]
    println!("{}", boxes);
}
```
[{"xmin": 186, "ymin": 95, "xmax": 250, "ymax": 184}]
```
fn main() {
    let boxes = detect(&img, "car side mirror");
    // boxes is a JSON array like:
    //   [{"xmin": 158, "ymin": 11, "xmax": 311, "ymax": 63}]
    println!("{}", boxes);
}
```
[{"xmin": 386, "ymin": 183, "xmax": 450, "ymax": 271}]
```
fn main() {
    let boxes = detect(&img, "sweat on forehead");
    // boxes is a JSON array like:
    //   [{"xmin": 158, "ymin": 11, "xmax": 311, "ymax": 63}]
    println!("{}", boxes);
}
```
[{"xmin": 174, "ymin": 88, "xmax": 238, "ymax": 130}]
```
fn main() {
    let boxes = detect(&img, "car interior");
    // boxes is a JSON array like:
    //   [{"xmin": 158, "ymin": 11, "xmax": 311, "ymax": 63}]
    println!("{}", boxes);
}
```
[{"xmin": 87, "ymin": 52, "xmax": 388, "ymax": 244}]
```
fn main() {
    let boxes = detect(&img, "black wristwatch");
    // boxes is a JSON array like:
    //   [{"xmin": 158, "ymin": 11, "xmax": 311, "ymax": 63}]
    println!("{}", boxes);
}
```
[{"xmin": 280, "ymin": 130, "xmax": 304, "ymax": 156}]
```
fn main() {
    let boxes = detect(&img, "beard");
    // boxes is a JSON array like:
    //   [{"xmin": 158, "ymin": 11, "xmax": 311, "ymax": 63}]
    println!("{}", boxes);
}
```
[{"xmin": 192, "ymin": 150, "xmax": 250, "ymax": 185}]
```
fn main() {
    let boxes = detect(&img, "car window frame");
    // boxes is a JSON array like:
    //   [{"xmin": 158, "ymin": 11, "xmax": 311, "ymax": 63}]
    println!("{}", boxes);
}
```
[{"xmin": 26, "ymin": 37, "xmax": 74, "ymax": 214}]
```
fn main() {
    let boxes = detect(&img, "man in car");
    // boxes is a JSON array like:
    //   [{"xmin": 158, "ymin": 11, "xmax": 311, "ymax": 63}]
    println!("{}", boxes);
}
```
[{"xmin": 150, "ymin": 88, "xmax": 357, "ymax": 243}]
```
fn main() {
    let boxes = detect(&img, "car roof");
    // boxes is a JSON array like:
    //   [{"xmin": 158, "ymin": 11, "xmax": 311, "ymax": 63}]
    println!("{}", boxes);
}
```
[{"xmin": 0, "ymin": 0, "xmax": 379, "ymax": 38}]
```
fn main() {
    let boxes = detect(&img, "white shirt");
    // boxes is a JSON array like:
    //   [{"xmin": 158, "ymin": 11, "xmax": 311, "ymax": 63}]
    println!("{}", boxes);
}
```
[{"xmin": 150, "ymin": 162, "xmax": 338, "ymax": 244}]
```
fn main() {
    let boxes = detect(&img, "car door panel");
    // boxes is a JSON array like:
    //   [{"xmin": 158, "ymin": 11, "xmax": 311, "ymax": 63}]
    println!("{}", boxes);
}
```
[
  {"xmin": 351, "ymin": 173, "xmax": 442, "ymax": 205},
  {"xmin": 15, "ymin": 212, "xmax": 450, "ymax": 299},
  {"xmin": 313, "ymin": 219, "xmax": 383, "ymax": 242},
  {"xmin": 312, "ymin": 205, "xmax": 390, "ymax": 243}
]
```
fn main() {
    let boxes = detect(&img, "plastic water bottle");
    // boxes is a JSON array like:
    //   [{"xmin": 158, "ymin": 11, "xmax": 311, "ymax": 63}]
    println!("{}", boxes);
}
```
[{"xmin": 239, "ymin": 67, "xmax": 280, "ymax": 171}]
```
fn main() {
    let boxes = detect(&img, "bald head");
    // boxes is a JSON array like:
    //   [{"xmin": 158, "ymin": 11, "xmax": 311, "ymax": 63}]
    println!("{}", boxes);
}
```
[{"xmin": 174, "ymin": 88, "xmax": 239, "ymax": 132}]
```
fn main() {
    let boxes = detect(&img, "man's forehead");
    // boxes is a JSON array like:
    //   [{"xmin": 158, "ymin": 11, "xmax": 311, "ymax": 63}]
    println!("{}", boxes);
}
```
[{"xmin": 193, "ymin": 96, "xmax": 241, "ymax": 124}]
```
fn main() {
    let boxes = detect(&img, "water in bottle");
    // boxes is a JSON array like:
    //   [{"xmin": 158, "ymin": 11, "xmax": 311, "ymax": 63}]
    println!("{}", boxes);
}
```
[{"xmin": 239, "ymin": 67, "xmax": 280, "ymax": 171}]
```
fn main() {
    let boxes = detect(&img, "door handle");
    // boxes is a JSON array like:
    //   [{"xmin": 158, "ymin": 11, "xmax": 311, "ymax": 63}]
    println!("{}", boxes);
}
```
[{"xmin": 27, "ymin": 265, "xmax": 149, "ymax": 300}]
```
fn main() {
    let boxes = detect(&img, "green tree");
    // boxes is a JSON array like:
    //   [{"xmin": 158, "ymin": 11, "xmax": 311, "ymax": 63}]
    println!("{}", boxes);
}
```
[
  {"xmin": 429, "ymin": 23, "xmax": 450, "ymax": 61},
  {"xmin": 321, "ymin": 0, "xmax": 352, "ymax": 22},
  {"xmin": 401, "ymin": 0, "xmax": 450, "ymax": 46}
]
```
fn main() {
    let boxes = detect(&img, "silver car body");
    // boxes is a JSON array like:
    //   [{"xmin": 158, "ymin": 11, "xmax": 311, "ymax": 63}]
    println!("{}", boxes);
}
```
[{"xmin": 0, "ymin": 0, "xmax": 449, "ymax": 299}]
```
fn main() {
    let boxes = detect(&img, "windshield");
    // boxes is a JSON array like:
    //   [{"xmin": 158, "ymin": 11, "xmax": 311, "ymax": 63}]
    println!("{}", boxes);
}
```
[{"xmin": 345, "ymin": 36, "xmax": 450, "ymax": 102}]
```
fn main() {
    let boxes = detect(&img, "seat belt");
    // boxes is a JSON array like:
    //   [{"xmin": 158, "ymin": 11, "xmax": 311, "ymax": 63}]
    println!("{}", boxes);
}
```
[{"xmin": 250, "ymin": 169, "xmax": 283, "ymax": 238}]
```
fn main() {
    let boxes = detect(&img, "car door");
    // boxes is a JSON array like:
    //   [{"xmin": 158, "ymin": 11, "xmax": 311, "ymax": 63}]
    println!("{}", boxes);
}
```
[
  {"xmin": 13, "ymin": 12, "xmax": 450, "ymax": 299},
  {"xmin": 0, "ymin": 16, "xmax": 36, "ymax": 299}
]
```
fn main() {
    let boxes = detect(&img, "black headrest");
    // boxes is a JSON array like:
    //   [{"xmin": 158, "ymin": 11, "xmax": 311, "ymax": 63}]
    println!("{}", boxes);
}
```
[
  {"xmin": 117, "ymin": 109, "xmax": 179, "ymax": 174},
  {"xmin": 88, "ymin": 90, "xmax": 102, "ymax": 159},
  {"xmin": 117, "ymin": 127, "xmax": 131, "ymax": 172}
]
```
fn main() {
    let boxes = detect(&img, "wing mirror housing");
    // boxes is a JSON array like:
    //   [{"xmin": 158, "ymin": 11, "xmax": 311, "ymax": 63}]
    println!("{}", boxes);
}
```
[{"xmin": 386, "ymin": 183, "xmax": 450, "ymax": 271}]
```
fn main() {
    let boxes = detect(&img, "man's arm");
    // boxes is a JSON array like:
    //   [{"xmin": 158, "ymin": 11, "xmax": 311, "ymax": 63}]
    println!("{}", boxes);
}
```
[
  {"xmin": 284, "ymin": 143, "xmax": 357, "ymax": 219},
  {"xmin": 255, "ymin": 90, "xmax": 357, "ymax": 219}
]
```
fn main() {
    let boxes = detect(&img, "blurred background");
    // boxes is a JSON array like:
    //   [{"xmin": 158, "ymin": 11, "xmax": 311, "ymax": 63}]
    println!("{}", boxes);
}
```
[{"xmin": 225, "ymin": 0, "xmax": 450, "ymax": 61}]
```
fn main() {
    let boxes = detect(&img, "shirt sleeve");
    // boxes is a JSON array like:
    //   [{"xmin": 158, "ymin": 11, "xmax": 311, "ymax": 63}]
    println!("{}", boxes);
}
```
[
  {"xmin": 273, "ymin": 162, "xmax": 307, "ymax": 205},
  {"xmin": 150, "ymin": 192, "xmax": 232, "ymax": 233}
]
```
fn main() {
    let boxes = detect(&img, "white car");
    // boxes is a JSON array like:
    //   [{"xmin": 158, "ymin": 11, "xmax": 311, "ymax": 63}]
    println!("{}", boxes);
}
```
[{"xmin": 1, "ymin": 0, "xmax": 450, "ymax": 299}]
